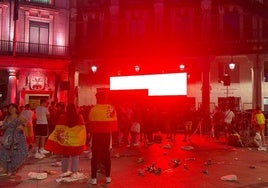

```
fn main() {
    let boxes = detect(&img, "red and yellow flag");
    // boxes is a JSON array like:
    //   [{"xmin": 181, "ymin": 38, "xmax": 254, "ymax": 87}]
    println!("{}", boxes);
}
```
[
  {"xmin": 45, "ymin": 124, "xmax": 86, "ymax": 156},
  {"xmin": 89, "ymin": 104, "xmax": 118, "ymax": 133}
]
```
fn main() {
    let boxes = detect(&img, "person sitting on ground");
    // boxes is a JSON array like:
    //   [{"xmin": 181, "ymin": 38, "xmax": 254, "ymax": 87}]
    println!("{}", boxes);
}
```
[
  {"xmin": 247, "ymin": 128, "xmax": 265, "ymax": 150},
  {"xmin": 227, "ymin": 130, "xmax": 243, "ymax": 147}
]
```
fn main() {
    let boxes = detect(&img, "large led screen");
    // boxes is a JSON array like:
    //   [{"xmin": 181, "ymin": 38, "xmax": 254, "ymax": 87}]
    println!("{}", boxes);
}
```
[{"xmin": 110, "ymin": 73, "xmax": 187, "ymax": 96}]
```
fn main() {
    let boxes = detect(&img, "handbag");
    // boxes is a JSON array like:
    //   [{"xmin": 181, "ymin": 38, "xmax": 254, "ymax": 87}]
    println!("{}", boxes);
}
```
[{"xmin": 1, "ymin": 128, "xmax": 18, "ymax": 150}]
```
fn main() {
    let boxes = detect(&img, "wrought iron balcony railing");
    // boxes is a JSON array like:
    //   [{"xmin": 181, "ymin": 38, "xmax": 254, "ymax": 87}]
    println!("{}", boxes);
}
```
[
  {"xmin": 20, "ymin": 0, "xmax": 55, "ymax": 8},
  {"xmin": 0, "ymin": 40, "xmax": 69, "ymax": 58}
]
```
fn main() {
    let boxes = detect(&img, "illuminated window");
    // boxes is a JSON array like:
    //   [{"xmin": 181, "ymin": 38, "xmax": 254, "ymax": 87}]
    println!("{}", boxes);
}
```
[
  {"xmin": 29, "ymin": 21, "xmax": 49, "ymax": 54},
  {"xmin": 25, "ymin": 0, "xmax": 51, "ymax": 4}
]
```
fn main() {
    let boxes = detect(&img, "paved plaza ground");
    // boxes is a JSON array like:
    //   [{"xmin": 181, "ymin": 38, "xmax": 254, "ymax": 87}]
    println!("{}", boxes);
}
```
[{"xmin": 0, "ymin": 134, "xmax": 267, "ymax": 188}]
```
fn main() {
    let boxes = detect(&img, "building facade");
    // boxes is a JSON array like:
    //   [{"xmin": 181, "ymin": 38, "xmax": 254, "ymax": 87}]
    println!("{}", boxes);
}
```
[
  {"xmin": 70, "ymin": 0, "xmax": 268, "ymax": 113},
  {"xmin": 0, "ymin": 0, "xmax": 70, "ymax": 108}
]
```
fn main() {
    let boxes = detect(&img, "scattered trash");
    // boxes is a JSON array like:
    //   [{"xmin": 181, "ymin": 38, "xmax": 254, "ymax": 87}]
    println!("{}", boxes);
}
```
[
  {"xmin": 43, "ymin": 170, "xmax": 57, "ymax": 175},
  {"xmin": 28, "ymin": 172, "xmax": 48, "ymax": 180},
  {"xmin": 257, "ymin": 146, "xmax": 267, "ymax": 151},
  {"xmin": 183, "ymin": 164, "xmax": 188, "ymax": 170},
  {"xmin": 220, "ymin": 174, "xmax": 237, "ymax": 181},
  {"xmin": 185, "ymin": 158, "xmax": 195, "ymax": 161},
  {"xmin": 202, "ymin": 169, "xmax": 209, "ymax": 175},
  {"xmin": 55, "ymin": 173, "xmax": 87, "ymax": 183},
  {"xmin": 181, "ymin": 146, "xmax": 194, "ymax": 151},
  {"xmin": 204, "ymin": 159, "xmax": 212, "ymax": 166},
  {"xmin": 163, "ymin": 144, "xmax": 172, "ymax": 149},
  {"xmin": 114, "ymin": 153, "xmax": 120, "ymax": 158},
  {"xmin": 137, "ymin": 169, "xmax": 145, "ymax": 176},
  {"xmin": 137, "ymin": 158, "xmax": 144, "ymax": 164},
  {"xmin": 168, "ymin": 159, "xmax": 181, "ymax": 168},
  {"xmin": 249, "ymin": 165, "xmax": 256, "ymax": 169},
  {"xmin": 163, "ymin": 168, "xmax": 174, "ymax": 174},
  {"xmin": 146, "ymin": 163, "xmax": 162, "ymax": 175},
  {"xmin": 51, "ymin": 161, "xmax": 62, "ymax": 167}
]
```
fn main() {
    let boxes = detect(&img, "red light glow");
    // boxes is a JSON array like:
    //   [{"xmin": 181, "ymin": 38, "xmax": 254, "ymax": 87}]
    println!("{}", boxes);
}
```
[{"xmin": 110, "ymin": 73, "xmax": 187, "ymax": 96}]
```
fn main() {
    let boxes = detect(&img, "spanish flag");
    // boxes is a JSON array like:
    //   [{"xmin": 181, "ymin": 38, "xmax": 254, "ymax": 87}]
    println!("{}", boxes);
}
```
[
  {"xmin": 45, "ymin": 115, "xmax": 86, "ymax": 156},
  {"xmin": 89, "ymin": 104, "xmax": 118, "ymax": 133}
]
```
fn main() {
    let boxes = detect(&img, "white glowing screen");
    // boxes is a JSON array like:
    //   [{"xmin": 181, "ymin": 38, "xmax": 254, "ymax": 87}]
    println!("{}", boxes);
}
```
[{"xmin": 110, "ymin": 73, "xmax": 187, "ymax": 96}]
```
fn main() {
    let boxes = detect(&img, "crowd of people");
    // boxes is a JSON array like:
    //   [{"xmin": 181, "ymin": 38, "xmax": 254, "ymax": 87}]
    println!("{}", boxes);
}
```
[
  {"xmin": 211, "ymin": 105, "xmax": 267, "ymax": 150},
  {"xmin": 0, "ymin": 91, "xmax": 117, "ymax": 184},
  {"xmin": 0, "ymin": 97, "xmax": 267, "ymax": 184}
]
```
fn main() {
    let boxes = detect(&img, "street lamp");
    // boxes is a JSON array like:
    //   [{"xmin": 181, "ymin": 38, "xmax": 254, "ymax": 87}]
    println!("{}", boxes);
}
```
[
  {"xmin": 228, "ymin": 57, "xmax": 236, "ymax": 70},
  {"xmin": 134, "ymin": 65, "xmax": 140, "ymax": 72},
  {"xmin": 229, "ymin": 61, "xmax": 235, "ymax": 70},
  {"xmin": 91, "ymin": 65, "xmax": 97, "ymax": 73},
  {"xmin": 179, "ymin": 64, "xmax": 185, "ymax": 71}
]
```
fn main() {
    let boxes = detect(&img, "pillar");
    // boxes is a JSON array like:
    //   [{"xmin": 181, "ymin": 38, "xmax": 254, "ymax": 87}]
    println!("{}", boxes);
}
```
[
  {"xmin": 8, "ymin": 69, "xmax": 17, "ymax": 104},
  {"xmin": 67, "ymin": 63, "xmax": 76, "ymax": 104},
  {"xmin": 252, "ymin": 54, "xmax": 263, "ymax": 109},
  {"xmin": 201, "ymin": 61, "xmax": 211, "ymax": 132},
  {"xmin": 58, "ymin": 71, "xmax": 69, "ymax": 104}
]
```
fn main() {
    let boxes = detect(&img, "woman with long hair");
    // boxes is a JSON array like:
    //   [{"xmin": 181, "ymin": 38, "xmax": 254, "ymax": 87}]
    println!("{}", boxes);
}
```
[
  {"xmin": 45, "ymin": 103, "xmax": 87, "ymax": 182},
  {"xmin": 0, "ymin": 103, "xmax": 28, "ymax": 176}
]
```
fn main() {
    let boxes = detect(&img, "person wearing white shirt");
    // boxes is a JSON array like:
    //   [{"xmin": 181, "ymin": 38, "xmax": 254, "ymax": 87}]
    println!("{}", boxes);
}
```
[
  {"xmin": 33, "ymin": 99, "xmax": 50, "ymax": 159},
  {"xmin": 223, "ymin": 105, "xmax": 235, "ymax": 143}
]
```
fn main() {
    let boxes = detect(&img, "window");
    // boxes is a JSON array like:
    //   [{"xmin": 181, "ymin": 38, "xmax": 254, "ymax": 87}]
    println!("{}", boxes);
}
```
[
  {"xmin": 223, "ymin": 11, "xmax": 240, "ymax": 40},
  {"xmin": 255, "ymin": 0, "xmax": 264, "ymax": 4},
  {"xmin": 25, "ymin": 0, "xmax": 52, "ymax": 4},
  {"xmin": 170, "ymin": 8, "xmax": 191, "ymax": 40},
  {"xmin": 29, "ymin": 21, "xmax": 49, "ymax": 54}
]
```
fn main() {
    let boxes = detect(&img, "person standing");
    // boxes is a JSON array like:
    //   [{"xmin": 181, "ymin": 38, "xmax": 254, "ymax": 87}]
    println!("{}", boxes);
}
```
[
  {"xmin": 45, "ymin": 103, "xmax": 87, "ymax": 182},
  {"xmin": 88, "ymin": 91, "xmax": 118, "ymax": 185},
  {"xmin": 48, "ymin": 102, "xmax": 65, "ymax": 135},
  {"xmin": 252, "ymin": 106, "xmax": 266, "ymax": 146},
  {"xmin": 223, "ymin": 105, "xmax": 235, "ymax": 142},
  {"xmin": 212, "ymin": 106, "xmax": 224, "ymax": 141},
  {"xmin": 0, "ymin": 103, "xmax": 28, "ymax": 176},
  {"xmin": 34, "ymin": 99, "xmax": 50, "ymax": 159},
  {"xmin": 183, "ymin": 106, "xmax": 195, "ymax": 142},
  {"xmin": 20, "ymin": 104, "xmax": 35, "ymax": 149}
]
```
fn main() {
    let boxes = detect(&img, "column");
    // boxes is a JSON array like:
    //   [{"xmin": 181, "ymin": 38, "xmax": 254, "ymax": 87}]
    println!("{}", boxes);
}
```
[
  {"xmin": 58, "ymin": 71, "xmax": 69, "ymax": 104},
  {"xmin": 201, "ymin": 61, "xmax": 211, "ymax": 132},
  {"xmin": 252, "ymin": 54, "xmax": 263, "ymax": 109},
  {"xmin": 8, "ymin": 69, "xmax": 17, "ymax": 104},
  {"xmin": 67, "ymin": 63, "xmax": 76, "ymax": 104}
]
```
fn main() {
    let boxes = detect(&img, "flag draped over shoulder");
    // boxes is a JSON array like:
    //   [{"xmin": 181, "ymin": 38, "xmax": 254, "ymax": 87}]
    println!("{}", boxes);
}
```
[
  {"xmin": 45, "ymin": 115, "xmax": 86, "ymax": 156},
  {"xmin": 89, "ymin": 104, "xmax": 118, "ymax": 133}
]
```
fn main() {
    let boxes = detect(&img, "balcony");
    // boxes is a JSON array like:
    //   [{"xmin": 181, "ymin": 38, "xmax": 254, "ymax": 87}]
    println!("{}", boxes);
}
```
[
  {"xmin": 20, "ymin": 0, "xmax": 55, "ymax": 8},
  {"xmin": 0, "ymin": 40, "xmax": 69, "ymax": 58}
]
